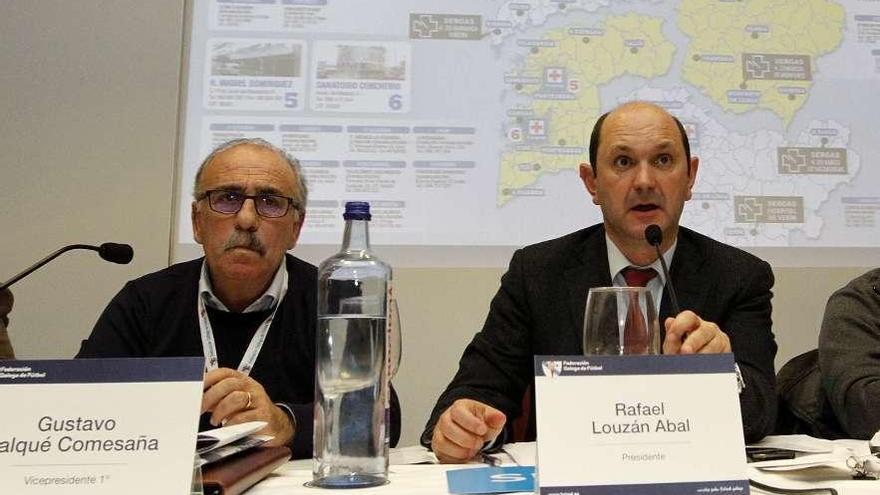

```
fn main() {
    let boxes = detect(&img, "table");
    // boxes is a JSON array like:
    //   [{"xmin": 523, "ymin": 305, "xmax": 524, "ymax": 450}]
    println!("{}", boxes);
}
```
[
  {"xmin": 249, "ymin": 463, "xmax": 468, "ymax": 495},
  {"xmin": 747, "ymin": 464, "xmax": 880, "ymax": 495},
  {"xmin": 248, "ymin": 442, "xmax": 880, "ymax": 495}
]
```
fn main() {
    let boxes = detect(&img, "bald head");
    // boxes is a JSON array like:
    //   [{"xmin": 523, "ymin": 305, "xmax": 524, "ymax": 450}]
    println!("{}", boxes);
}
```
[
  {"xmin": 579, "ymin": 100, "xmax": 699, "ymax": 264},
  {"xmin": 588, "ymin": 102, "xmax": 691, "ymax": 175}
]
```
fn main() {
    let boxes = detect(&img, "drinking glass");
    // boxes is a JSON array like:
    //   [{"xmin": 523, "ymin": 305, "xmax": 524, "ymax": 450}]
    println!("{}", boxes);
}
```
[
  {"xmin": 582, "ymin": 287, "xmax": 660, "ymax": 355},
  {"xmin": 314, "ymin": 295, "xmax": 387, "ymax": 488},
  {"xmin": 318, "ymin": 295, "xmax": 385, "ymax": 396}
]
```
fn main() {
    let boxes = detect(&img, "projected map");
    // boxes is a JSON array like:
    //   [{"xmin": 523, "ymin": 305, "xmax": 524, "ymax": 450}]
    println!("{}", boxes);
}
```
[{"xmin": 177, "ymin": 0, "xmax": 880, "ymax": 251}]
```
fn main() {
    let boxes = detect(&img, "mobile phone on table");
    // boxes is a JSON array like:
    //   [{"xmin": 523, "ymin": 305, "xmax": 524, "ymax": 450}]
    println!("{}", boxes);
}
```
[{"xmin": 746, "ymin": 447, "xmax": 797, "ymax": 462}]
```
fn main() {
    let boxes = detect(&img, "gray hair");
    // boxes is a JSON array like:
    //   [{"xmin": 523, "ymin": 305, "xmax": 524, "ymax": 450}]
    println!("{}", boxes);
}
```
[{"xmin": 192, "ymin": 138, "xmax": 308, "ymax": 215}]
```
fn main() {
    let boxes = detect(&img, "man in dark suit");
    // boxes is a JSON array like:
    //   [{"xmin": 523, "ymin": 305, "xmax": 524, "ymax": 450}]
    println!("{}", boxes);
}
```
[{"xmin": 423, "ymin": 102, "xmax": 777, "ymax": 462}]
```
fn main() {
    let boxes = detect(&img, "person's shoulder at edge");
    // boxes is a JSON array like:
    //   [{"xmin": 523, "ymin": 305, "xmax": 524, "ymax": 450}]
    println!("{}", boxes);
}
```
[{"xmin": 830, "ymin": 267, "xmax": 880, "ymax": 299}]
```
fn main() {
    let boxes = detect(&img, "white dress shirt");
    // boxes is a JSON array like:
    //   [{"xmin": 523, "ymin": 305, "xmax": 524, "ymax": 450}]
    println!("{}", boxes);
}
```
[{"xmin": 604, "ymin": 234, "xmax": 676, "ymax": 311}]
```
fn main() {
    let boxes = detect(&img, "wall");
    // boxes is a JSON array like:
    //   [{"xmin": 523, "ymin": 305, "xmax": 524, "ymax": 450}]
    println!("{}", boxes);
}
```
[
  {"xmin": 0, "ymin": 1, "xmax": 184, "ymax": 356},
  {"xmin": 0, "ymin": 1, "xmax": 873, "ymax": 447}
]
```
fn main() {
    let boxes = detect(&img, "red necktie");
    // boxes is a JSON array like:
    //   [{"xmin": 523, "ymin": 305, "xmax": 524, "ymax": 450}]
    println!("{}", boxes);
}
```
[{"xmin": 620, "ymin": 267, "xmax": 657, "ymax": 354}]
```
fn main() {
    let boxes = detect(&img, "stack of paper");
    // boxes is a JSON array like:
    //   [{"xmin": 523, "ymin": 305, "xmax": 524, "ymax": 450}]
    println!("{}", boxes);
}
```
[
  {"xmin": 196, "ymin": 421, "xmax": 272, "ymax": 467},
  {"xmin": 747, "ymin": 435, "xmax": 864, "ymax": 471}
]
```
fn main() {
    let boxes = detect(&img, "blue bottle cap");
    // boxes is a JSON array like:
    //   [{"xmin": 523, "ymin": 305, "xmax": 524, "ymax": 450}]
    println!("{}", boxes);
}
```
[{"xmin": 343, "ymin": 201, "xmax": 371, "ymax": 220}]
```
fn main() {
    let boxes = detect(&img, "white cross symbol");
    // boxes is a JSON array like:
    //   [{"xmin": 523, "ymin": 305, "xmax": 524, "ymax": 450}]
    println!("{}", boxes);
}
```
[
  {"xmin": 737, "ymin": 198, "xmax": 764, "ymax": 222},
  {"xmin": 412, "ymin": 15, "xmax": 440, "ymax": 38},
  {"xmin": 746, "ymin": 55, "xmax": 771, "ymax": 79},
  {"xmin": 780, "ymin": 149, "xmax": 808, "ymax": 173}
]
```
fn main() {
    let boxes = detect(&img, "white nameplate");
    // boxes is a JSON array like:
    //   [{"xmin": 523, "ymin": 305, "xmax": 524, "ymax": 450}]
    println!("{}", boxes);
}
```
[
  {"xmin": 534, "ymin": 354, "xmax": 748, "ymax": 495},
  {"xmin": 0, "ymin": 358, "xmax": 203, "ymax": 494}
]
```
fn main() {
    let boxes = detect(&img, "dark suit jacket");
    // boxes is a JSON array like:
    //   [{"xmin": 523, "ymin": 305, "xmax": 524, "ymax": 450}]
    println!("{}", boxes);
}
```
[
  {"xmin": 818, "ymin": 268, "xmax": 880, "ymax": 439},
  {"xmin": 422, "ymin": 224, "xmax": 777, "ymax": 445}
]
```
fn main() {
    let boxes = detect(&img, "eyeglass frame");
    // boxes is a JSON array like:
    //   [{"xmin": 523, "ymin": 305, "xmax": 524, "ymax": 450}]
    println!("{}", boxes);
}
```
[{"xmin": 197, "ymin": 189, "xmax": 302, "ymax": 219}]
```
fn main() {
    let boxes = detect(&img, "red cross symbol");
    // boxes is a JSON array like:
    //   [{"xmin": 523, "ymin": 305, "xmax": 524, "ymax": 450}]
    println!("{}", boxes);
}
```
[
  {"xmin": 529, "ymin": 119, "xmax": 545, "ymax": 135},
  {"xmin": 546, "ymin": 68, "xmax": 563, "ymax": 83}
]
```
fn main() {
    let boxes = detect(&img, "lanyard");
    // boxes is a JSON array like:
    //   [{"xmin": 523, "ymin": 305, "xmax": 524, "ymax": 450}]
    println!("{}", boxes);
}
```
[{"xmin": 197, "ymin": 267, "xmax": 288, "ymax": 375}]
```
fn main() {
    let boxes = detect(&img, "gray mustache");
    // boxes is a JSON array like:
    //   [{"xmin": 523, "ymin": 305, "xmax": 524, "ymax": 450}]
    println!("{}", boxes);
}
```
[{"xmin": 223, "ymin": 231, "xmax": 266, "ymax": 256}]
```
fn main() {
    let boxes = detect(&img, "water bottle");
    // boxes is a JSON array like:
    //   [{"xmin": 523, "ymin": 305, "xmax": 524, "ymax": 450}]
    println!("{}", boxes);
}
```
[{"xmin": 313, "ymin": 201, "xmax": 391, "ymax": 488}]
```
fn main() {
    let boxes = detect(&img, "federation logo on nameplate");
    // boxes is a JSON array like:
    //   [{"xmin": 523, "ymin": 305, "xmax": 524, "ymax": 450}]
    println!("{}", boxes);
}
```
[
  {"xmin": 0, "ymin": 358, "xmax": 203, "ymax": 494},
  {"xmin": 534, "ymin": 354, "xmax": 748, "ymax": 495}
]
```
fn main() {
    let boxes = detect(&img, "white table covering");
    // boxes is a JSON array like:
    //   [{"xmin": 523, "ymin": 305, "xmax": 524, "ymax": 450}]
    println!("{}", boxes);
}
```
[{"xmin": 248, "ymin": 442, "xmax": 880, "ymax": 495}]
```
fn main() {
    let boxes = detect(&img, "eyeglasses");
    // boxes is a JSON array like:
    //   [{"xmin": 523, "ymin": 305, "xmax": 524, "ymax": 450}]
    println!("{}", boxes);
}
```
[{"xmin": 199, "ymin": 189, "xmax": 300, "ymax": 218}]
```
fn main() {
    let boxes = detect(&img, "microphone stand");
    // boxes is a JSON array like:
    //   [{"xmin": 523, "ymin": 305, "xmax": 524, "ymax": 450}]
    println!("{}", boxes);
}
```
[
  {"xmin": 0, "ymin": 244, "xmax": 103, "ymax": 291},
  {"xmin": 652, "ymin": 242, "xmax": 680, "ymax": 315},
  {"xmin": 645, "ymin": 225, "xmax": 681, "ymax": 315}
]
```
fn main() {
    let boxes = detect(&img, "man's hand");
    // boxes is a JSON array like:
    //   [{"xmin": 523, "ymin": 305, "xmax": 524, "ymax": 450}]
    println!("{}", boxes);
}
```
[
  {"xmin": 0, "ymin": 288, "xmax": 13, "ymax": 328},
  {"xmin": 202, "ymin": 368, "xmax": 294, "ymax": 447},
  {"xmin": 431, "ymin": 399, "xmax": 506, "ymax": 464},
  {"xmin": 663, "ymin": 310, "xmax": 731, "ymax": 355}
]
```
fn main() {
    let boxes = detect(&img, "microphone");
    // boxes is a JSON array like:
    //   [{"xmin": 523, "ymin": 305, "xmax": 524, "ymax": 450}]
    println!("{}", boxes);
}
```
[
  {"xmin": 644, "ymin": 225, "xmax": 680, "ymax": 315},
  {"xmin": 0, "ymin": 243, "xmax": 133, "ymax": 291},
  {"xmin": 97, "ymin": 243, "xmax": 134, "ymax": 264}
]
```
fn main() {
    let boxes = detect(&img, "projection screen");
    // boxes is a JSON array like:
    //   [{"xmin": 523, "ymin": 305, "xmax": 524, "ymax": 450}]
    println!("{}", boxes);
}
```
[{"xmin": 174, "ymin": 0, "xmax": 880, "ymax": 267}]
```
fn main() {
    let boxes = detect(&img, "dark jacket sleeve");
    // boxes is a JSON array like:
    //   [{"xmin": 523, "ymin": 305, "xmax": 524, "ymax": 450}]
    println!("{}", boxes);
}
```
[
  {"xmin": 818, "ymin": 269, "xmax": 880, "ymax": 439},
  {"xmin": 421, "ymin": 249, "xmax": 533, "ymax": 447},
  {"xmin": 722, "ymin": 258, "xmax": 778, "ymax": 443}
]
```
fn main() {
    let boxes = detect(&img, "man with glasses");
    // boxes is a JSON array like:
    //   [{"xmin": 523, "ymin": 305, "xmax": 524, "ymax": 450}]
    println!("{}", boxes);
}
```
[{"xmin": 77, "ymin": 138, "xmax": 400, "ymax": 458}]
